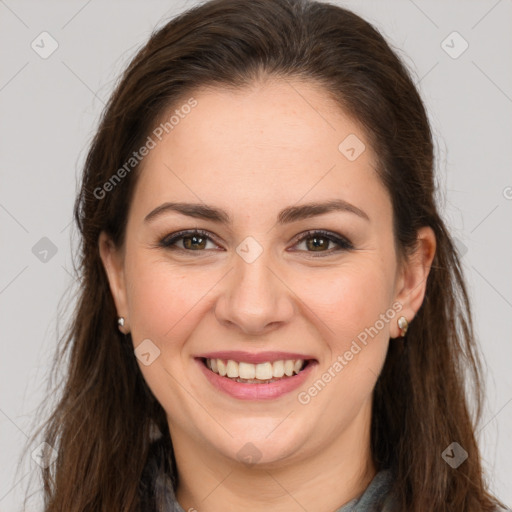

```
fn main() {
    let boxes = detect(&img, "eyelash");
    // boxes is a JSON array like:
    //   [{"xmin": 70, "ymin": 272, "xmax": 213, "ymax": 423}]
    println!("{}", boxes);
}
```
[{"xmin": 157, "ymin": 229, "xmax": 354, "ymax": 257}]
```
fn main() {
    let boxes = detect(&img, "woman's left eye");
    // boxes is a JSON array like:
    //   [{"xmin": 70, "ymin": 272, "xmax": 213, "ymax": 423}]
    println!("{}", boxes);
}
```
[
  {"xmin": 291, "ymin": 230, "xmax": 353, "ymax": 255},
  {"xmin": 158, "ymin": 229, "xmax": 353, "ymax": 256}
]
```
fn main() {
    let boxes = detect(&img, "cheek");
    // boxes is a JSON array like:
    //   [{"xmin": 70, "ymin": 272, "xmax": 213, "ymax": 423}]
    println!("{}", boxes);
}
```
[
  {"xmin": 301, "ymin": 262, "xmax": 394, "ymax": 343},
  {"xmin": 295, "ymin": 265, "xmax": 393, "ymax": 417},
  {"xmin": 124, "ymin": 252, "xmax": 202, "ymax": 344}
]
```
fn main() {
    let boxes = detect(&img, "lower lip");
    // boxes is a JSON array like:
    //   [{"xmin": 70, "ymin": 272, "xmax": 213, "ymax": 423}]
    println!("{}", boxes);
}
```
[{"xmin": 196, "ymin": 358, "xmax": 317, "ymax": 400}]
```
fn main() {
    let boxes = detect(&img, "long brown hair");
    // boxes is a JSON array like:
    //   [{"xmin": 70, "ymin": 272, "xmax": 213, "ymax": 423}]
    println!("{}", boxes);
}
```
[{"xmin": 23, "ymin": 0, "xmax": 505, "ymax": 510}]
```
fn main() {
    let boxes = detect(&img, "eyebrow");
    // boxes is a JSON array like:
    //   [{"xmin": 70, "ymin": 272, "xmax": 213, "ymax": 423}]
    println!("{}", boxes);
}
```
[{"xmin": 144, "ymin": 199, "xmax": 370, "ymax": 225}]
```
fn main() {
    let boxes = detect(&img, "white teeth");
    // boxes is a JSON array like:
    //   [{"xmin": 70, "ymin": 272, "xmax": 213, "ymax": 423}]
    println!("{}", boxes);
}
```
[
  {"xmin": 272, "ymin": 360, "xmax": 285, "ymax": 378},
  {"xmin": 239, "ymin": 362, "xmax": 255, "ymax": 379},
  {"xmin": 205, "ymin": 358, "xmax": 307, "ymax": 381},
  {"xmin": 255, "ymin": 362, "xmax": 273, "ymax": 380},
  {"xmin": 217, "ymin": 359, "xmax": 227, "ymax": 377},
  {"xmin": 284, "ymin": 360, "xmax": 294, "ymax": 376},
  {"xmin": 226, "ymin": 360, "xmax": 238, "ymax": 378}
]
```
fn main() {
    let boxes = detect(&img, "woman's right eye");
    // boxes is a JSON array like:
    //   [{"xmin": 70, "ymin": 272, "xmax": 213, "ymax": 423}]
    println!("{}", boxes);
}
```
[{"xmin": 159, "ymin": 229, "xmax": 220, "ymax": 252}]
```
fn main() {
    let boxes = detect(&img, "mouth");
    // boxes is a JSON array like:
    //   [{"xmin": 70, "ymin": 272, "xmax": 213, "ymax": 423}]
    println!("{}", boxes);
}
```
[
  {"xmin": 199, "ymin": 357, "xmax": 314, "ymax": 384},
  {"xmin": 194, "ymin": 355, "xmax": 318, "ymax": 400}
]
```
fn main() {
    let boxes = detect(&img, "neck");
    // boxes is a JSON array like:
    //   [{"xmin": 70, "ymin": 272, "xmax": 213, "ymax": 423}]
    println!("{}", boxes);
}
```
[{"xmin": 171, "ymin": 405, "xmax": 376, "ymax": 512}]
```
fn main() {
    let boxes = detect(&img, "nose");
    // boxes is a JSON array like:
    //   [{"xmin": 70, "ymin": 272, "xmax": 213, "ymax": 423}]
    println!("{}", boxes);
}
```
[{"xmin": 214, "ymin": 251, "xmax": 295, "ymax": 336}]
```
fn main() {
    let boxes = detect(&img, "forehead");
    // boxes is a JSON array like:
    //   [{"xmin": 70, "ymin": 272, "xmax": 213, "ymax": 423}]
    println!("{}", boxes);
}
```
[
  {"xmin": 165, "ymin": 79, "xmax": 368, "ymax": 167},
  {"xmin": 131, "ymin": 78, "xmax": 390, "ymax": 226}
]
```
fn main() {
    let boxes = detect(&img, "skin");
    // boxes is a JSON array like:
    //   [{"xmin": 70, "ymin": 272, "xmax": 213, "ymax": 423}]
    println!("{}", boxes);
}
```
[{"xmin": 99, "ymin": 77, "xmax": 436, "ymax": 512}]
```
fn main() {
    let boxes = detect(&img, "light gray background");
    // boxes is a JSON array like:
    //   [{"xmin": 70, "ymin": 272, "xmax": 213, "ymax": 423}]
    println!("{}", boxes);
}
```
[{"xmin": 1, "ymin": 0, "xmax": 511, "ymax": 510}]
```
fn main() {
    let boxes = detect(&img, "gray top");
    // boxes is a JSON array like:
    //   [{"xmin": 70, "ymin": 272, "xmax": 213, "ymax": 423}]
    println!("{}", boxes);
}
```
[
  {"xmin": 161, "ymin": 469, "xmax": 391, "ymax": 511},
  {"xmin": 159, "ymin": 468, "xmax": 510, "ymax": 512}
]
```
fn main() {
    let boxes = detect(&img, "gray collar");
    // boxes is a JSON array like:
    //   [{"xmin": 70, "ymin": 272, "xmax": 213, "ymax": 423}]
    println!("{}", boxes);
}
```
[
  {"xmin": 335, "ymin": 469, "xmax": 395, "ymax": 511},
  {"xmin": 162, "ymin": 469, "xmax": 395, "ymax": 512}
]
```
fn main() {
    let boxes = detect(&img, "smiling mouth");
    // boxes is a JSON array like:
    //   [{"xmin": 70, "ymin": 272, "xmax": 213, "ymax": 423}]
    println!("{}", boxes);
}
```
[{"xmin": 199, "ymin": 357, "xmax": 314, "ymax": 384}]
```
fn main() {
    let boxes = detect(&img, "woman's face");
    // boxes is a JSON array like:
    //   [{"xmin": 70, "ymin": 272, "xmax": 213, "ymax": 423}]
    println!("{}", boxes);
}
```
[{"xmin": 100, "ymin": 78, "xmax": 434, "ymax": 468}]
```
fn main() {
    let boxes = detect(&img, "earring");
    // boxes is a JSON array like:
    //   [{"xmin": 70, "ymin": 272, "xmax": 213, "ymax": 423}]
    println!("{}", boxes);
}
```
[
  {"xmin": 118, "ymin": 317, "xmax": 125, "ymax": 329},
  {"xmin": 397, "ymin": 316, "xmax": 409, "ymax": 337}
]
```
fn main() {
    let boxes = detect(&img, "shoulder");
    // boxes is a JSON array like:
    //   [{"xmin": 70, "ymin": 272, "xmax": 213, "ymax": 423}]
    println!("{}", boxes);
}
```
[
  {"xmin": 382, "ymin": 497, "xmax": 511, "ymax": 512},
  {"xmin": 378, "ymin": 473, "xmax": 511, "ymax": 512}
]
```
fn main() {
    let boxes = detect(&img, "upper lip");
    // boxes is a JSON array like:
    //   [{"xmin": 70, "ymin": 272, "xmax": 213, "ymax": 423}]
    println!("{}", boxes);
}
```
[{"xmin": 196, "ymin": 351, "xmax": 317, "ymax": 364}]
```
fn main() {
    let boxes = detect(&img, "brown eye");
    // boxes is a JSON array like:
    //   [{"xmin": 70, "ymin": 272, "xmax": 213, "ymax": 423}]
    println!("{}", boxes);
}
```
[
  {"xmin": 181, "ymin": 233, "xmax": 207, "ymax": 250},
  {"xmin": 305, "ymin": 234, "xmax": 331, "ymax": 251},
  {"xmin": 159, "ymin": 230, "xmax": 219, "ymax": 252},
  {"xmin": 292, "ymin": 230, "xmax": 353, "ymax": 256}
]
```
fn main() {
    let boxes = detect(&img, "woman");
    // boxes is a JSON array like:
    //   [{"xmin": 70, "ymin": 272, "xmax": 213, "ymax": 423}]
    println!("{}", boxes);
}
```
[{"xmin": 29, "ymin": 0, "xmax": 509, "ymax": 510}]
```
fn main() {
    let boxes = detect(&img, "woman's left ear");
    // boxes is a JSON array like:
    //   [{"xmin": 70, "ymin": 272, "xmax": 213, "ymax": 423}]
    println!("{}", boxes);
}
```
[{"xmin": 391, "ymin": 226, "xmax": 436, "ymax": 338}]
